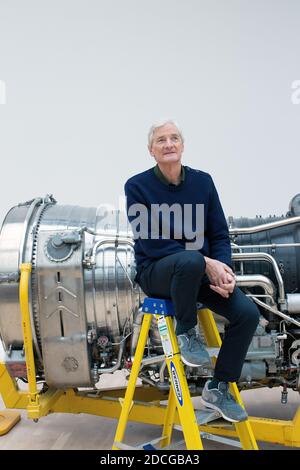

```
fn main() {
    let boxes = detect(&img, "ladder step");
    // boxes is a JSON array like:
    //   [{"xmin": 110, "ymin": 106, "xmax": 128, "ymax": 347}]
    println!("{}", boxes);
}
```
[
  {"xmin": 173, "ymin": 408, "xmax": 234, "ymax": 428},
  {"xmin": 200, "ymin": 432, "xmax": 242, "ymax": 448},
  {"xmin": 195, "ymin": 408, "xmax": 223, "ymax": 425},
  {"xmin": 113, "ymin": 435, "xmax": 168, "ymax": 450}
]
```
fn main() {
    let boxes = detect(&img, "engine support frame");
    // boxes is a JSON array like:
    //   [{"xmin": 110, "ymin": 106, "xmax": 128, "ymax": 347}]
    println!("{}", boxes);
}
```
[{"xmin": 0, "ymin": 263, "xmax": 299, "ymax": 447}]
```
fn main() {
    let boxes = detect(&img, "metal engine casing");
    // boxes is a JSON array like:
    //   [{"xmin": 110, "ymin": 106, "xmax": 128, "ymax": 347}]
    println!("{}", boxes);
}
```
[{"xmin": 0, "ymin": 196, "xmax": 142, "ymax": 388}]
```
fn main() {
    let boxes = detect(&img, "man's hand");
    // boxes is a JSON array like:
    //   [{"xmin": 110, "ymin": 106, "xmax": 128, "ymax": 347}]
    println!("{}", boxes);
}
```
[
  {"xmin": 209, "ymin": 279, "xmax": 235, "ymax": 298},
  {"xmin": 204, "ymin": 257, "xmax": 236, "ymax": 298}
]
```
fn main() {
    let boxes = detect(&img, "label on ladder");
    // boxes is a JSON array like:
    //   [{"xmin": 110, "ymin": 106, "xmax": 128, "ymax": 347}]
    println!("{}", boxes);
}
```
[
  {"xmin": 170, "ymin": 361, "xmax": 183, "ymax": 406},
  {"xmin": 157, "ymin": 316, "xmax": 174, "ymax": 358}
]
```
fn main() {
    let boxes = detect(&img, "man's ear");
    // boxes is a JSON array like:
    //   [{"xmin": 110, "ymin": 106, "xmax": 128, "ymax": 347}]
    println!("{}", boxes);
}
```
[{"xmin": 148, "ymin": 146, "xmax": 155, "ymax": 157}]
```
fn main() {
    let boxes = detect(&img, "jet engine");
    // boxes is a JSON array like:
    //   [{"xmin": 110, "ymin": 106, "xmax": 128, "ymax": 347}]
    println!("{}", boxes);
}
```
[{"xmin": 0, "ymin": 194, "xmax": 299, "ymax": 401}]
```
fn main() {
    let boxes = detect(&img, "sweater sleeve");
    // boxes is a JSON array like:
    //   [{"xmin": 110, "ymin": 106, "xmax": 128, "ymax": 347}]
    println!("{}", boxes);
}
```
[
  {"xmin": 124, "ymin": 181, "xmax": 186, "ymax": 259},
  {"xmin": 206, "ymin": 176, "xmax": 233, "ymax": 268}
]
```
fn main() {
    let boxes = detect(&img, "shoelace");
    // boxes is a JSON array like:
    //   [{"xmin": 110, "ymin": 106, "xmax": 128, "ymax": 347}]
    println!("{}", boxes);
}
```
[
  {"xmin": 187, "ymin": 330, "xmax": 204, "ymax": 352},
  {"xmin": 218, "ymin": 383, "xmax": 235, "ymax": 402}
]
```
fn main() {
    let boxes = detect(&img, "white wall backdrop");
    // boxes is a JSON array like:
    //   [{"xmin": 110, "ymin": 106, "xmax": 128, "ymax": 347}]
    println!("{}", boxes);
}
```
[{"xmin": 0, "ymin": 0, "xmax": 299, "ymax": 224}]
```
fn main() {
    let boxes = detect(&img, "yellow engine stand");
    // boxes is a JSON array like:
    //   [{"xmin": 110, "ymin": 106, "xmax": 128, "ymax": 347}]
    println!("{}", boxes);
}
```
[{"xmin": 0, "ymin": 263, "xmax": 300, "ymax": 448}]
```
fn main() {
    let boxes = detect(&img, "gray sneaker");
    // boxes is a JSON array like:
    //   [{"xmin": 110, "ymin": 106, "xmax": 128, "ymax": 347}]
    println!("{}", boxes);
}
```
[
  {"xmin": 201, "ymin": 380, "xmax": 248, "ymax": 423},
  {"xmin": 177, "ymin": 327, "xmax": 212, "ymax": 368}
]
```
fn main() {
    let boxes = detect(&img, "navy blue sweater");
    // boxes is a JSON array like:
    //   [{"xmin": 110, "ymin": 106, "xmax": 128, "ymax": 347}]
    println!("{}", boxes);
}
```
[{"xmin": 125, "ymin": 166, "xmax": 232, "ymax": 279}]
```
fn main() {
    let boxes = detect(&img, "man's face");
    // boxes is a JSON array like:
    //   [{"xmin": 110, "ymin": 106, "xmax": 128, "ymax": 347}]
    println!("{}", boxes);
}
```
[{"xmin": 149, "ymin": 123, "xmax": 184, "ymax": 164}]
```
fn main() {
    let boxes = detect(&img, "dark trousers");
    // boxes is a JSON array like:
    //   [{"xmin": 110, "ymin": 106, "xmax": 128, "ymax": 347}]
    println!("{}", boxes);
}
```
[{"xmin": 138, "ymin": 250, "xmax": 260, "ymax": 382}]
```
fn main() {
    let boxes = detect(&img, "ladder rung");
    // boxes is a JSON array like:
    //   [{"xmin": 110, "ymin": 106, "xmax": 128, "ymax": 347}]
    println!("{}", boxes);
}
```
[
  {"xmin": 113, "ymin": 435, "xmax": 168, "ymax": 450},
  {"xmin": 113, "ymin": 441, "xmax": 137, "ymax": 450},
  {"xmin": 173, "ymin": 409, "xmax": 234, "ymax": 429},
  {"xmin": 195, "ymin": 408, "xmax": 222, "ymax": 425},
  {"xmin": 200, "ymin": 432, "xmax": 242, "ymax": 448}
]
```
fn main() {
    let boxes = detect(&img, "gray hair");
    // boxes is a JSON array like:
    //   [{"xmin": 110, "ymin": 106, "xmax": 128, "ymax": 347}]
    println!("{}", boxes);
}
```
[{"xmin": 147, "ymin": 119, "xmax": 184, "ymax": 147}]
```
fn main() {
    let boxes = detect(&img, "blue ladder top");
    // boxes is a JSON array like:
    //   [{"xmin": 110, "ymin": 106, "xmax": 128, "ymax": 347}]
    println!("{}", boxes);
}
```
[
  {"xmin": 141, "ymin": 297, "xmax": 175, "ymax": 317},
  {"xmin": 141, "ymin": 298, "xmax": 205, "ymax": 316}
]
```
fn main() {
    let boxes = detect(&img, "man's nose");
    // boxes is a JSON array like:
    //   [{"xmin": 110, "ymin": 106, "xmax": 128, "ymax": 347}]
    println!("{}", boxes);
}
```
[{"xmin": 164, "ymin": 139, "xmax": 174, "ymax": 147}]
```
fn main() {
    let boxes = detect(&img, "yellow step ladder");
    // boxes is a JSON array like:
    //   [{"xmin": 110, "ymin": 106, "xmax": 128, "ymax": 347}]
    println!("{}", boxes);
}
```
[{"xmin": 112, "ymin": 297, "xmax": 258, "ymax": 451}]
